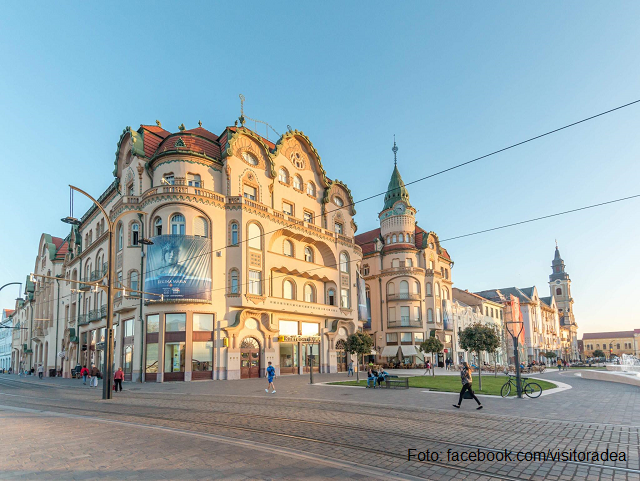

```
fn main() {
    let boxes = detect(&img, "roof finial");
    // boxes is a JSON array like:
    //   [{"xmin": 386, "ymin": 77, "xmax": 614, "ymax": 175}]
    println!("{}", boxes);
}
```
[
  {"xmin": 392, "ymin": 135, "xmax": 398, "ymax": 166},
  {"xmin": 198, "ymin": 120, "xmax": 202, "ymax": 127},
  {"xmin": 555, "ymin": 239, "xmax": 558, "ymax": 248},
  {"xmin": 239, "ymin": 94, "xmax": 246, "ymax": 126}
]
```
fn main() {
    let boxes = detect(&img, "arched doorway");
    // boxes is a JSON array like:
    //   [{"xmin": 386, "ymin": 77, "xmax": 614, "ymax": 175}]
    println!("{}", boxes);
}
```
[
  {"xmin": 240, "ymin": 337, "xmax": 260, "ymax": 379},
  {"xmin": 336, "ymin": 339, "xmax": 347, "ymax": 372}
]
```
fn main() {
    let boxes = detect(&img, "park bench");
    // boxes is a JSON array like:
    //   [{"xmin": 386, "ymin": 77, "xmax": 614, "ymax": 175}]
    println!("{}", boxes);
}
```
[{"xmin": 384, "ymin": 377, "xmax": 409, "ymax": 389}]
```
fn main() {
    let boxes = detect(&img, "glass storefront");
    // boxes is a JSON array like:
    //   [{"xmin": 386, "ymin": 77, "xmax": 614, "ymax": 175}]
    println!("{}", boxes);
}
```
[
  {"xmin": 280, "ymin": 343, "xmax": 298, "ymax": 374},
  {"xmin": 164, "ymin": 342, "xmax": 185, "ymax": 373},
  {"xmin": 302, "ymin": 343, "xmax": 319, "ymax": 372},
  {"xmin": 146, "ymin": 343, "xmax": 158, "ymax": 373},
  {"xmin": 193, "ymin": 313, "xmax": 213, "ymax": 331},
  {"xmin": 192, "ymin": 341, "xmax": 213, "ymax": 371},
  {"xmin": 166, "ymin": 313, "xmax": 186, "ymax": 332}
]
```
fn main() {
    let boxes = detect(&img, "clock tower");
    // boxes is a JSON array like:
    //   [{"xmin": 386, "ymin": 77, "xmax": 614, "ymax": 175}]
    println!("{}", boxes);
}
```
[
  {"xmin": 379, "ymin": 140, "xmax": 416, "ymax": 242},
  {"xmin": 549, "ymin": 243, "xmax": 578, "ymax": 359}
]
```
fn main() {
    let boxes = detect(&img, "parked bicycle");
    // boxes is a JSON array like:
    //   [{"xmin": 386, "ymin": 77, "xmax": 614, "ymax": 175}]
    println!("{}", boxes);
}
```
[{"xmin": 500, "ymin": 375, "xmax": 542, "ymax": 398}]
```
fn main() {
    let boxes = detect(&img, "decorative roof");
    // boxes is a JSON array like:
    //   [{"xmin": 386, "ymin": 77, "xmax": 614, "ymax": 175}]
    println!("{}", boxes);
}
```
[
  {"xmin": 550, "ymin": 244, "xmax": 569, "ymax": 281},
  {"xmin": 355, "ymin": 224, "xmax": 451, "ymax": 260},
  {"xmin": 382, "ymin": 165, "xmax": 411, "ymax": 211}
]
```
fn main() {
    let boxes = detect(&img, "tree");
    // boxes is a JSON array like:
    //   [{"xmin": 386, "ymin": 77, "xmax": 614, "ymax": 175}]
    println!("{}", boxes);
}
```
[
  {"xmin": 419, "ymin": 336, "xmax": 443, "ymax": 377},
  {"xmin": 344, "ymin": 332, "xmax": 374, "ymax": 382},
  {"xmin": 592, "ymin": 349, "xmax": 605, "ymax": 366},
  {"xmin": 458, "ymin": 323, "xmax": 501, "ymax": 390},
  {"xmin": 543, "ymin": 351, "xmax": 557, "ymax": 362}
]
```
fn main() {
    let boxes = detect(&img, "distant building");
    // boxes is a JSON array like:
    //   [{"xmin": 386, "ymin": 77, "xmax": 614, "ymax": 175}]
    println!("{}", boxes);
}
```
[
  {"xmin": 549, "ymin": 245, "xmax": 579, "ymax": 360},
  {"xmin": 582, "ymin": 331, "xmax": 637, "ymax": 359},
  {"xmin": 0, "ymin": 309, "xmax": 14, "ymax": 371}
]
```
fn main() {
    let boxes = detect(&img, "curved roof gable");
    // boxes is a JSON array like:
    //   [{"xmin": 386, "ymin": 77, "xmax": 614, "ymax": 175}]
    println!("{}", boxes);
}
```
[{"xmin": 272, "ymin": 130, "xmax": 330, "ymax": 188}]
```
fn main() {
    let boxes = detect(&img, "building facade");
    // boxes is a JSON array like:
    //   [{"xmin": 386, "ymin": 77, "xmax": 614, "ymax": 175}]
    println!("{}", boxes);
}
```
[
  {"xmin": 0, "ymin": 309, "xmax": 14, "ymax": 371},
  {"xmin": 10, "ymin": 120, "xmax": 363, "ymax": 381},
  {"xmin": 582, "ymin": 331, "xmax": 638, "ymax": 359},
  {"xmin": 355, "ymin": 153, "xmax": 455, "ymax": 367}
]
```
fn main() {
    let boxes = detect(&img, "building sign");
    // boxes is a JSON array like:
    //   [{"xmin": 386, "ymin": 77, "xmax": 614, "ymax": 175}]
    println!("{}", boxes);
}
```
[
  {"xmin": 356, "ymin": 271, "xmax": 369, "ymax": 322},
  {"xmin": 277, "ymin": 335, "xmax": 321, "ymax": 343},
  {"xmin": 145, "ymin": 235, "xmax": 212, "ymax": 301}
]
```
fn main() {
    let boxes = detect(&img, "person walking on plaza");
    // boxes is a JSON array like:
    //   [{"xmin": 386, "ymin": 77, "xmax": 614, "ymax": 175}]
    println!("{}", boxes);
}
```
[
  {"xmin": 453, "ymin": 362, "xmax": 483, "ymax": 410},
  {"xmin": 37, "ymin": 364, "xmax": 44, "ymax": 379},
  {"xmin": 347, "ymin": 360, "xmax": 354, "ymax": 377},
  {"xmin": 80, "ymin": 366, "xmax": 90, "ymax": 385},
  {"xmin": 557, "ymin": 359, "xmax": 562, "ymax": 372},
  {"xmin": 265, "ymin": 361, "xmax": 276, "ymax": 394},
  {"xmin": 114, "ymin": 367, "xmax": 124, "ymax": 392},
  {"xmin": 90, "ymin": 364, "xmax": 100, "ymax": 388}
]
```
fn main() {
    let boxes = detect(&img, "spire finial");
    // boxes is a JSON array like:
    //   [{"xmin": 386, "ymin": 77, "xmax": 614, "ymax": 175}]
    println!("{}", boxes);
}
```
[
  {"xmin": 555, "ymin": 239, "xmax": 558, "ymax": 248},
  {"xmin": 392, "ymin": 135, "xmax": 398, "ymax": 166}
]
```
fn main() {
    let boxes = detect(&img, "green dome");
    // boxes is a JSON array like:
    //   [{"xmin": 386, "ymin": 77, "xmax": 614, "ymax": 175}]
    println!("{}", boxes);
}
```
[{"xmin": 383, "ymin": 165, "xmax": 411, "ymax": 211}]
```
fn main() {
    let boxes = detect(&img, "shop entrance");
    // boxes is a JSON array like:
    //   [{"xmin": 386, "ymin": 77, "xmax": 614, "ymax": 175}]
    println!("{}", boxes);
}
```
[
  {"xmin": 335, "ymin": 340, "xmax": 347, "ymax": 372},
  {"xmin": 241, "ymin": 337, "xmax": 260, "ymax": 379},
  {"xmin": 279, "ymin": 343, "xmax": 298, "ymax": 375}
]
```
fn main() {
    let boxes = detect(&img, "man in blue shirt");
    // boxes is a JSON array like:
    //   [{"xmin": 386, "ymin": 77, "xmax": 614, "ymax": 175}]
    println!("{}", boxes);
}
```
[{"xmin": 265, "ymin": 361, "xmax": 276, "ymax": 394}]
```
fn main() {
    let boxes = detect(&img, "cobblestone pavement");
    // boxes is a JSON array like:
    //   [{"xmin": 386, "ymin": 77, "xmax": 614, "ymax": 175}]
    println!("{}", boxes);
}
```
[{"xmin": 0, "ymin": 371, "xmax": 638, "ymax": 480}]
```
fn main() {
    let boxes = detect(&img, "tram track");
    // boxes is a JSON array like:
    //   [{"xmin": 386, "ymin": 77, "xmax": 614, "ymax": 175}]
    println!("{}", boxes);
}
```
[{"xmin": 0, "ymin": 377, "xmax": 638, "ymax": 478}]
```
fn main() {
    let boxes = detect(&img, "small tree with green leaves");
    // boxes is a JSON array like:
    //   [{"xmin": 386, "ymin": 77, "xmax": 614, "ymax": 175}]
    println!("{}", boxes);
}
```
[
  {"xmin": 458, "ymin": 323, "xmax": 501, "ymax": 390},
  {"xmin": 344, "ymin": 332, "xmax": 374, "ymax": 382},
  {"xmin": 419, "ymin": 336, "xmax": 443, "ymax": 377},
  {"xmin": 543, "ymin": 351, "xmax": 557, "ymax": 362},
  {"xmin": 592, "ymin": 349, "xmax": 605, "ymax": 366}
]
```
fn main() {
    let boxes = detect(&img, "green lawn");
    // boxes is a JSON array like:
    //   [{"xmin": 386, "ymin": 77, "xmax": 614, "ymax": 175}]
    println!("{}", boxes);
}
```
[{"xmin": 328, "ymin": 374, "xmax": 557, "ymax": 397}]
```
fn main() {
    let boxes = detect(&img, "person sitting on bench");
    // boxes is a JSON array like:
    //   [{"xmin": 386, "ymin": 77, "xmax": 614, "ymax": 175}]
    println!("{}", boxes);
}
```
[{"xmin": 367, "ymin": 369, "xmax": 377, "ymax": 388}]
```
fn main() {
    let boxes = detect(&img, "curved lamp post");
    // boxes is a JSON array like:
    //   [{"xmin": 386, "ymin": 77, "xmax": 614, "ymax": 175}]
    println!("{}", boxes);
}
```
[{"xmin": 63, "ymin": 185, "xmax": 147, "ymax": 400}]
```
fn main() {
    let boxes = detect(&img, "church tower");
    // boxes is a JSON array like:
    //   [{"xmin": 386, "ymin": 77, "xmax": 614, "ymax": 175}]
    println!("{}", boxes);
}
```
[
  {"xmin": 549, "ymin": 243, "xmax": 577, "ymax": 357},
  {"xmin": 378, "ymin": 140, "xmax": 417, "ymax": 242}
]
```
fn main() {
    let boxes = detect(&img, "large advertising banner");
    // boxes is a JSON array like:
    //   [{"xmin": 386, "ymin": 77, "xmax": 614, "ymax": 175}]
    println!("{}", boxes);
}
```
[
  {"xmin": 442, "ymin": 299, "xmax": 453, "ymax": 331},
  {"xmin": 356, "ymin": 272, "xmax": 369, "ymax": 322},
  {"xmin": 145, "ymin": 235, "xmax": 211, "ymax": 301}
]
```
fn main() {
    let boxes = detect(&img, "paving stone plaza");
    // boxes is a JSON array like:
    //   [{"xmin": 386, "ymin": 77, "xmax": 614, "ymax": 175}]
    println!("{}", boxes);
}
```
[{"xmin": 0, "ymin": 370, "xmax": 638, "ymax": 480}]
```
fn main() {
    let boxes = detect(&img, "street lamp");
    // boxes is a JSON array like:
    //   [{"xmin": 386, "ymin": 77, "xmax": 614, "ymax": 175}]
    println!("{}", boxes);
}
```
[{"xmin": 504, "ymin": 308, "xmax": 525, "ymax": 399}]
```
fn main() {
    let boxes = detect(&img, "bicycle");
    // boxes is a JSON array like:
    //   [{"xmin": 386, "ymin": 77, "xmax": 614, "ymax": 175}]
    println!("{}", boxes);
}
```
[{"xmin": 500, "ymin": 375, "xmax": 542, "ymax": 398}]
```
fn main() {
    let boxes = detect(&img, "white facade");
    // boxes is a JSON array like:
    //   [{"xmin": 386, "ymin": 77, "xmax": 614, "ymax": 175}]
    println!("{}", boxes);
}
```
[{"xmin": 0, "ymin": 310, "xmax": 13, "ymax": 371}]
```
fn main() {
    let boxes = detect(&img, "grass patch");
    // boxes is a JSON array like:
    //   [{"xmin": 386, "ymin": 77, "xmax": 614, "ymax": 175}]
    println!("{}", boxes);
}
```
[{"xmin": 328, "ymin": 374, "xmax": 557, "ymax": 396}]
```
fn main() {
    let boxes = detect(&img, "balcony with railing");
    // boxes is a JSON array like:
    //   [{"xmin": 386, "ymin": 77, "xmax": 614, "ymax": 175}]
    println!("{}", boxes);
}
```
[
  {"xmin": 77, "ymin": 314, "xmax": 89, "ymax": 326},
  {"xmin": 387, "ymin": 292, "xmax": 422, "ymax": 301},
  {"xmin": 388, "ymin": 317, "xmax": 423, "ymax": 328}
]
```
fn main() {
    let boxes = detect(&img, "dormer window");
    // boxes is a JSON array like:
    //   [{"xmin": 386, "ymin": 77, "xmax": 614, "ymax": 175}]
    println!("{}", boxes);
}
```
[
  {"xmin": 334, "ymin": 196, "xmax": 344, "ymax": 207},
  {"xmin": 163, "ymin": 174, "xmax": 175, "ymax": 185}
]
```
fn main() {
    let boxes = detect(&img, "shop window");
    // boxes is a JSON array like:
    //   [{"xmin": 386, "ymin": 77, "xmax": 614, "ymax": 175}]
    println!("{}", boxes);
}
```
[
  {"xmin": 147, "ymin": 315, "xmax": 159, "ymax": 333},
  {"xmin": 145, "ymin": 343, "xmax": 158, "ymax": 373},
  {"xmin": 401, "ymin": 333, "xmax": 412, "ymax": 343},
  {"xmin": 193, "ymin": 313, "xmax": 214, "ymax": 331},
  {"xmin": 414, "ymin": 332, "xmax": 424, "ymax": 344},
  {"xmin": 165, "ymin": 313, "xmax": 186, "ymax": 332},
  {"xmin": 192, "ymin": 342, "xmax": 213, "ymax": 371},
  {"xmin": 386, "ymin": 333, "xmax": 398, "ymax": 343},
  {"xmin": 164, "ymin": 342, "xmax": 185, "ymax": 373}
]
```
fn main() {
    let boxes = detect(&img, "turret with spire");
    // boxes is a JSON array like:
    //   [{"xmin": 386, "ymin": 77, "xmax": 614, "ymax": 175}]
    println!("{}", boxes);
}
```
[
  {"xmin": 379, "ymin": 137, "xmax": 416, "ymax": 242},
  {"xmin": 550, "ymin": 241, "xmax": 569, "ymax": 281}
]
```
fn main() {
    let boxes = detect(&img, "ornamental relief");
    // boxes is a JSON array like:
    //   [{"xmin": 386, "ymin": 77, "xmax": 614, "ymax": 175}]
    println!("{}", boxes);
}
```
[{"xmin": 281, "ymin": 138, "xmax": 310, "ymax": 171}]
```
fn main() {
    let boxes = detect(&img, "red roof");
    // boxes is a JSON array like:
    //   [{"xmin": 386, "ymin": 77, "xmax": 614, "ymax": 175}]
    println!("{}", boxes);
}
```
[
  {"xmin": 156, "ymin": 133, "xmax": 221, "ymax": 159},
  {"xmin": 55, "ymin": 240, "xmax": 69, "ymax": 260},
  {"xmin": 3, "ymin": 309, "xmax": 15, "ymax": 317},
  {"xmin": 139, "ymin": 125, "xmax": 170, "ymax": 158},
  {"xmin": 354, "ymin": 228, "xmax": 381, "ymax": 255},
  {"xmin": 52, "ymin": 237, "xmax": 64, "ymax": 249},
  {"xmin": 582, "ymin": 331, "xmax": 636, "ymax": 340},
  {"xmin": 355, "ymin": 225, "xmax": 450, "ymax": 259}
]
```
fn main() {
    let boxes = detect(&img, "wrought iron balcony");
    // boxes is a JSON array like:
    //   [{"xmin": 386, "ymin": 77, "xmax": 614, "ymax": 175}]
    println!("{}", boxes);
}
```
[{"xmin": 388, "ymin": 317, "xmax": 423, "ymax": 328}]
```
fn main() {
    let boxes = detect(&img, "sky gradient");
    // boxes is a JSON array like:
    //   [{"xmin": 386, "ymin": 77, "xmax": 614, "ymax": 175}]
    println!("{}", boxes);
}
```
[{"xmin": 1, "ymin": 2, "xmax": 639, "ymax": 334}]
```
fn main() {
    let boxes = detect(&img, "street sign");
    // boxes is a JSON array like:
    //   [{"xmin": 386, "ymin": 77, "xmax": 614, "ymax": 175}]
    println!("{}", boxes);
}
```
[{"xmin": 277, "ymin": 335, "xmax": 320, "ymax": 343}]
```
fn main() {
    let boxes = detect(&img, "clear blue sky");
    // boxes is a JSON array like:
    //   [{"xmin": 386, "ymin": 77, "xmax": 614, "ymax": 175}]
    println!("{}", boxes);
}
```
[{"xmin": 1, "ymin": 2, "xmax": 639, "ymax": 334}]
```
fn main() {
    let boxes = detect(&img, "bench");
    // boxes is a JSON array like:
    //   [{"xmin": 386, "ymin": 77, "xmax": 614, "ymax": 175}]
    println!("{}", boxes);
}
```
[{"xmin": 384, "ymin": 377, "xmax": 409, "ymax": 389}]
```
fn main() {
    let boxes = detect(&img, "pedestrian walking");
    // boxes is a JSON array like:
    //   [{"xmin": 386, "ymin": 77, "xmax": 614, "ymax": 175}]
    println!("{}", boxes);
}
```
[
  {"xmin": 265, "ymin": 361, "xmax": 276, "ymax": 394},
  {"xmin": 347, "ymin": 361, "xmax": 354, "ymax": 377},
  {"xmin": 80, "ymin": 366, "xmax": 90, "ymax": 385},
  {"xmin": 424, "ymin": 360, "xmax": 431, "ymax": 375},
  {"xmin": 37, "ymin": 364, "xmax": 44, "ymax": 379},
  {"xmin": 90, "ymin": 364, "xmax": 100, "ymax": 388},
  {"xmin": 114, "ymin": 367, "xmax": 124, "ymax": 392},
  {"xmin": 557, "ymin": 359, "xmax": 562, "ymax": 372},
  {"xmin": 453, "ymin": 362, "xmax": 483, "ymax": 410}
]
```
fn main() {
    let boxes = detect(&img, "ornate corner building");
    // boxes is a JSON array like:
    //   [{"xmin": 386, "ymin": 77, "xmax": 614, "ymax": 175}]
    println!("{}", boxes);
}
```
[
  {"xmin": 355, "ymin": 150, "xmax": 455, "ymax": 366},
  {"xmin": 9, "ymin": 120, "xmax": 363, "ymax": 381}
]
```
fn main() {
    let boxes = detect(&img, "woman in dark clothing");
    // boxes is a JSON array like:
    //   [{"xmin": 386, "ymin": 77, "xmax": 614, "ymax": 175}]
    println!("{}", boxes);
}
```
[{"xmin": 453, "ymin": 362, "xmax": 483, "ymax": 410}]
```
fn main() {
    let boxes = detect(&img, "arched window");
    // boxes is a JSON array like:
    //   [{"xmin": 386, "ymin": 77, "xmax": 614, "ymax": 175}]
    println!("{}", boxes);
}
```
[
  {"xmin": 445, "ymin": 268, "xmax": 449, "ymax": 279},
  {"xmin": 442, "ymin": 287, "xmax": 449, "ymax": 300},
  {"xmin": 429, "ymin": 260, "xmax": 434, "ymax": 270},
  {"xmin": 427, "ymin": 308, "xmax": 433, "ymax": 322},
  {"xmin": 171, "ymin": 214, "xmax": 185, "ymax": 235},
  {"xmin": 387, "ymin": 282, "xmax": 395, "ymax": 295},
  {"xmin": 293, "ymin": 175, "xmax": 302, "ymax": 190},
  {"xmin": 283, "ymin": 280, "xmax": 295, "ymax": 300},
  {"xmin": 399, "ymin": 233, "xmax": 404, "ymax": 242},
  {"xmin": 334, "ymin": 196, "xmax": 344, "ymax": 207},
  {"xmin": 242, "ymin": 151, "xmax": 259, "ymax": 165},
  {"xmin": 328, "ymin": 288, "xmax": 336, "ymax": 306},
  {"xmin": 304, "ymin": 246, "xmax": 313, "ymax": 262},
  {"xmin": 392, "ymin": 235, "xmax": 397, "ymax": 243},
  {"xmin": 230, "ymin": 222, "xmax": 239, "ymax": 246},
  {"xmin": 392, "ymin": 258, "xmax": 399, "ymax": 268},
  {"xmin": 131, "ymin": 223, "xmax": 139, "ymax": 246},
  {"xmin": 386, "ymin": 236, "xmax": 390, "ymax": 244},
  {"xmin": 130, "ymin": 271, "xmax": 139, "ymax": 292},
  {"xmin": 230, "ymin": 270, "xmax": 239, "ymax": 294},
  {"xmin": 413, "ymin": 281, "xmax": 420, "ymax": 294},
  {"xmin": 556, "ymin": 288, "xmax": 562, "ymax": 295},
  {"xmin": 339, "ymin": 252, "xmax": 349, "ymax": 273},
  {"xmin": 248, "ymin": 223, "xmax": 261, "ymax": 249},
  {"xmin": 193, "ymin": 217, "xmax": 208, "ymax": 237},
  {"xmin": 304, "ymin": 284, "xmax": 315, "ymax": 303},
  {"xmin": 154, "ymin": 217, "xmax": 162, "ymax": 236},
  {"xmin": 399, "ymin": 281, "xmax": 409, "ymax": 295},
  {"xmin": 278, "ymin": 168, "xmax": 289, "ymax": 183},
  {"xmin": 117, "ymin": 223, "xmax": 123, "ymax": 251},
  {"xmin": 435, "ymin": 283, "xmax": 440, "ymax": 297},
  {"xmin": 284, "ymin": 240, "xmax": 294, "ymax": 257},
  {"xmin": 307, "ymin": 181, "xmax": 315, "ymax": 196}
]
